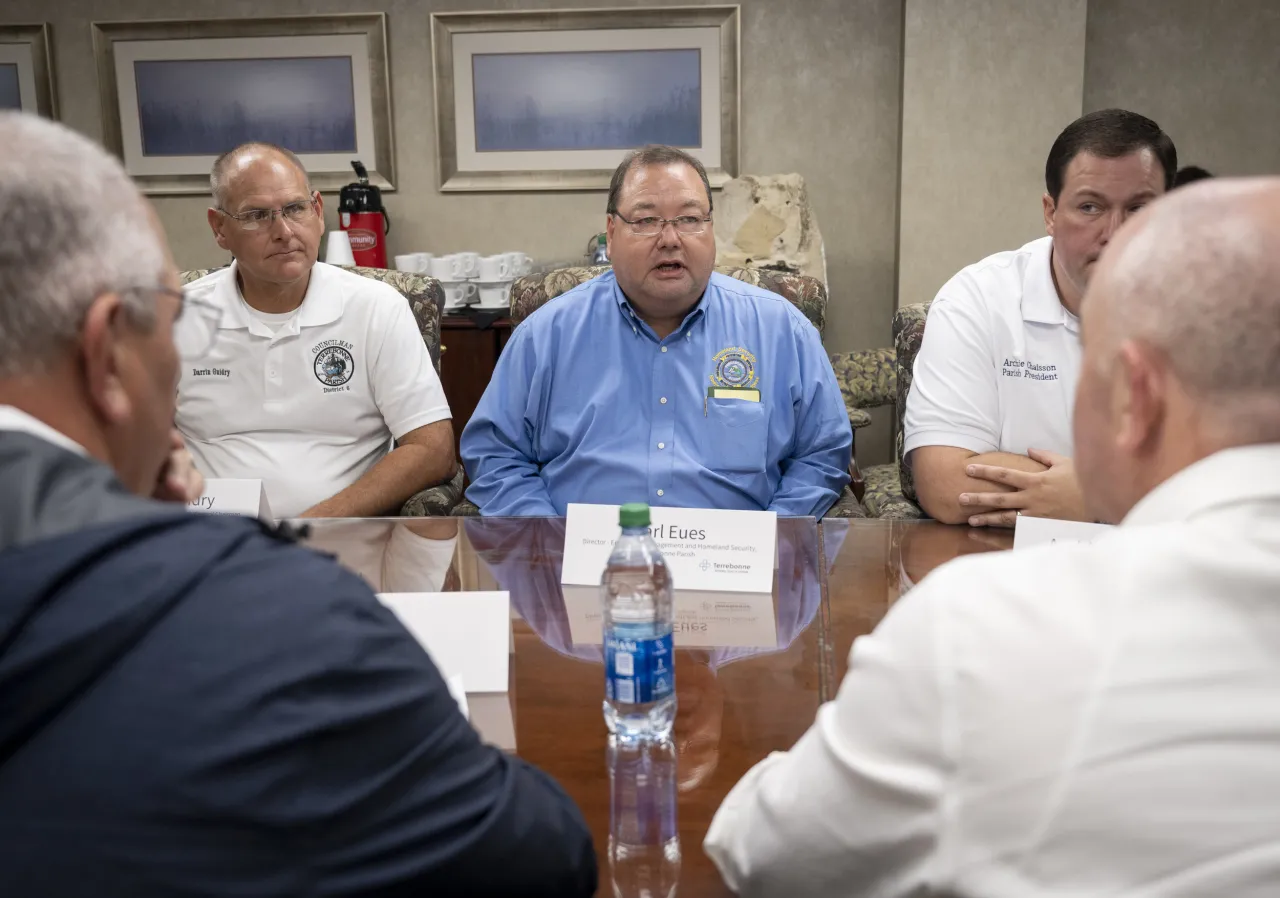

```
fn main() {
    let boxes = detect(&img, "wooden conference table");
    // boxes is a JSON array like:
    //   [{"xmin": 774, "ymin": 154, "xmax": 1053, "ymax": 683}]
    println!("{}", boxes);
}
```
[{"xmin": 300, "ymin": 516, "xmax": 1014, "ymax": 896}]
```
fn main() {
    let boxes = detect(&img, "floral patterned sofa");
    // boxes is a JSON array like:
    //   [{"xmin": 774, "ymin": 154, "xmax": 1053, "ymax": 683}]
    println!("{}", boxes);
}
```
[
  {"xmin": 453, "ymin": 265, "xmax": 867, "ymax": 519},
  {"xmin": 179, "ymin": 265, "xmax": 463, "ymax": 516}
]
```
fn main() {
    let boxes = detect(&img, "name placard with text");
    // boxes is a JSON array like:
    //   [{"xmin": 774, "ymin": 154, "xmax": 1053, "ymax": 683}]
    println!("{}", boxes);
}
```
[
  {"xmin": 561, "ymin": 504, "xmax": 776, "ymax": 593},
  {"xmin": 189, "ymin": 479, "xmax": 273, "ymax": 519}
]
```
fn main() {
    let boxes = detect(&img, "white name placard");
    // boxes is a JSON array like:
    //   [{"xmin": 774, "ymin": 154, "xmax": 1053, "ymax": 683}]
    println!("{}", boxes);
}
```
[
  {"xmin": 1013, "ymin": 514, "xmax": 1114, "ymax": 550},
  {"xmin": 561, "ymin": 504, "xmax": 777, "ymax": 593},
  {"xmin": 562, "ymin": 585, "xmax": 778, "ymax": 648},
  {"xmin": 189, "ymin": 478, "xmax": 273, "ymax": 519},
  {"xmin": 377, "ymin": 591, "xmax": 510, "ymax": 694}
]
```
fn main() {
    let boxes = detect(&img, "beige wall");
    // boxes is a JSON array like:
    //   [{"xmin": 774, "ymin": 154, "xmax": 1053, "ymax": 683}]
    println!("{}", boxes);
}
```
[
  {"xmin": 5, "ymin": 0, "xmax": 1279, "ymax": 467},
  {"xmin": 1084, "ymin": 0, "xmax": 1280, "ymax": 178},
  {"xmin": 896, "ymin": 0, "xmax": 1087, "ymax": 309}
]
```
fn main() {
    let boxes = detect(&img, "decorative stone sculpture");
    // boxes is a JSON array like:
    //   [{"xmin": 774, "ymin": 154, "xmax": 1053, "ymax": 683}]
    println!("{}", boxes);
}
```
[{"xmin": 714, "ymin": 173, "xmax": 827, "ymax": 284}]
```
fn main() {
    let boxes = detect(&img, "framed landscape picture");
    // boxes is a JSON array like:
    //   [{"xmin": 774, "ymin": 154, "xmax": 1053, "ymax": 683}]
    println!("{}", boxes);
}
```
[
  {"xmin": 92, "ymin": 15, "xmax": 395, "ymax": 195},
  {"xmin": 0, "ymin": 24, "xmax": 57, "ymax": 118},
  {"xmin": 431, "ymin": 6, "xmax": 740, "ymax": 192}
]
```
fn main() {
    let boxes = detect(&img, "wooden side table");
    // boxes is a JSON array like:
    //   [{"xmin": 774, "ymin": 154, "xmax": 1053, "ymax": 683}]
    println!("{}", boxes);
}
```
[{"xmin": 440, "ymin": 316, "xmax": 513, "ymax": 470}]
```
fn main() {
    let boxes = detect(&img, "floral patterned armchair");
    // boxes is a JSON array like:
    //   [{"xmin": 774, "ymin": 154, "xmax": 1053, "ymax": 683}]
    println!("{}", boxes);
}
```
[
  {"xmin": 179, "ymin": 265, "xmax": 463, "ymax": 516},
  {"xmin": 822, "ymin": 301, "xmax": 932, "ymax": 520},
  {"xmin": 494, "ymin": 264, "xmax": 867, "ymax": 519}
]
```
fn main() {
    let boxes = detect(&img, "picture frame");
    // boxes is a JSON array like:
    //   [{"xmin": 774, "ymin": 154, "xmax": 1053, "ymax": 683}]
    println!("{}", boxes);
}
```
[
  {"xmin": 91, "ymin": 14, "xmax": 395, "ymax": 195},
  {"xmin": 0, "ymin": 23, "xmax": 57, "ymax": 118},
  {"xmin": 431, "ymin": 6, "xmax": 740, "ymax": 192}
]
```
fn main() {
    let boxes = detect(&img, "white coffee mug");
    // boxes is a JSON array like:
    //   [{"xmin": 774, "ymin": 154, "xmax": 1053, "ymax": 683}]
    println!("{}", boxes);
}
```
[
  {"xmin": 441, "ymin": 280, "xmax": 478, "ymax": 307},
  {"xmin": 324, "ymin": 231, "xmax": 356, "ymax": 266},
  {"xmin": 477, "ymin": 282, "xmax": 511, "ymax": 309},
  {"xmin": 478, "ymin": 255, "xmax": 511, "ymax": 282},
  {"xmin": 454, "ymin": 252, "xmax": 481, "ymax": 278},
  {"xmin": 429, "ymin": 254, "xmax": 461, "ymax": 280},
  {"xmin": 394, "ymin": 253, "xmax": 420, "ymax": 272},
  {"xmin": 504, "ymin": 252, "xmax": 533, "ymax": 277}
]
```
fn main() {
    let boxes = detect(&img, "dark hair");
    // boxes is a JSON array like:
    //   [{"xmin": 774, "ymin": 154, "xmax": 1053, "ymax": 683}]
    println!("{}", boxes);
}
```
[
  {"xmin": 606, "ymin": 145, "xmax": 713, "ymax": 215},
  {"xmin": 1044, "ymin": 109, "xmax": 1177, "ymax": 201},
  {"xmin": 1173, "ymin": 165, "xmax": 1214, "ymax": 188}
]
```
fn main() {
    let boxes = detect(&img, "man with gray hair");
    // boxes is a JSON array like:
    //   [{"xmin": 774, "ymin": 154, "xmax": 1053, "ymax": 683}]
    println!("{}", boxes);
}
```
[
  {"xmin": 706, "ymin": 178, "xmax": 1280, "ymax": 896},
  {"xmin": 180, "ymin": 141, "xmax": 453, "ymax": 518},
  {"xmin": 0, "ymin": 113, "xmax": 596, "ymax": 897}
]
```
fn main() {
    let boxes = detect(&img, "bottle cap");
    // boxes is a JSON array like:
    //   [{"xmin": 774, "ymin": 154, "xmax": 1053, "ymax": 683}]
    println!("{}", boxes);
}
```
[{"xmin": 618, "ymin": 502, "xmax": 650, "ymax": 528}]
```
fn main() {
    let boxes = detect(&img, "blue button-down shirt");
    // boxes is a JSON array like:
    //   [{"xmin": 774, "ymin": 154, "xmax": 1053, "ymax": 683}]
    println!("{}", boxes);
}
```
[{"xmin": 461, "ymin": 271, "xmax": 851, "ymax": 517}]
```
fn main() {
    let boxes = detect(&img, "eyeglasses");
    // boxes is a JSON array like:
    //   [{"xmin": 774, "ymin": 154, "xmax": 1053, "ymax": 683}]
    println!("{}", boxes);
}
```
[
  {"xmin": 218, "ymin": 193, "xmax": 319, "ymax": 231},
  {"xmin": 612, "ymin": 212, "xmax": 713, "ymax": 237},
  {"xmin": 121, "ymin": 285, "xmax": 222, "ymax": 361}
]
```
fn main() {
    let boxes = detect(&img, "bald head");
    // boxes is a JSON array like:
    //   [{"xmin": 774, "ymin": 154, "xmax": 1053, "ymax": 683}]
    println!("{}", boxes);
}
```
[
  {"xmin": 1074, "ymin": 177, "xmax": 1280, "ymax": 522},
  {"xmin": 210, "ymin": 143, "xmax": 310, "ymax": 210},
  {"xmin": 1090, "ymin": 178, "xmax": 1280, "ymax": 407}
]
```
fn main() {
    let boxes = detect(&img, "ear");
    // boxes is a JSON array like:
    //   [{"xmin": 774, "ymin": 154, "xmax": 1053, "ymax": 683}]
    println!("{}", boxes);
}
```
[
  {"xmin": 208, "ymin": 207, "xmax": 231, "ymax": 252},
  {"xmin": 79, "ymin": 293, "xmax": 135, "ymax": 427},
  {"xmin": 1113, "ymin": 339, "xmax": 1165, "ymax": 456},
  {"xmin": 1042, "ymin": 192, "xmax": 1057, "ymax": 236},
  {"xmin": 605, "ymin": 213, "xmax": 616, "ymax": 259},
  {"xmin": 313, "ymin": 191, "xmax": 326, "ymax": 236}
]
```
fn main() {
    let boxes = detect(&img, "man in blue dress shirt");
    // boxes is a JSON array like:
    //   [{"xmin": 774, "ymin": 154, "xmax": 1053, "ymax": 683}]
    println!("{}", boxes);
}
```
[{"xmin": 461, "ymin": 145, "xmax": 851, "ymax": 517}]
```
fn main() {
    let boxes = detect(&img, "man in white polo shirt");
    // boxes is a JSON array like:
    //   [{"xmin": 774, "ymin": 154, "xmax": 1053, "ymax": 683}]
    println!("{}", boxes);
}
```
[
  {"xmin": 904, "ymin": 108, "xmax": 1177, "ymax": 527},
  {"xmin": 178, "ymin": 143, "xmax": 453, "ymax": 518}
]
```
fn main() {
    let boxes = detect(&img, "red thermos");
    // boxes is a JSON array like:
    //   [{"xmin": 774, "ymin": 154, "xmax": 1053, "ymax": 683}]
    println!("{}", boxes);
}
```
[{"xmin": 338, "ymin": 160, "xmax": 390, "ymax": 268}]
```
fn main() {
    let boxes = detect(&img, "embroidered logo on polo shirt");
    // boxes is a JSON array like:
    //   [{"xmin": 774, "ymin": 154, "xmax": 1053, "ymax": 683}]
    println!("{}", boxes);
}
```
[{"xmin": 313, "ymin": 339, "xmax": 355, "ymax": 390}]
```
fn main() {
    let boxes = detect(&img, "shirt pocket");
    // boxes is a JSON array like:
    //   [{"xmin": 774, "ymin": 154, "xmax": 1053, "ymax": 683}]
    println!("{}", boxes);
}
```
[{"xmin": 705, "ymin": 399, "xmax": 769, "ymax": 473}]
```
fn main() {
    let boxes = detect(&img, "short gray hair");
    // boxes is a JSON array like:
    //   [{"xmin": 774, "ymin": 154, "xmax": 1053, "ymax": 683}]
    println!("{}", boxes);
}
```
[
  {"xmin": 210, "ymin": 142, "xmax": 311, "ymax": 209},
  {"xmin": 0, "ymin": 112, "xmax": 166, "ymax": 378},
  {"xmin": 1102, "ymin": 177, "xmax": 1280, "ymax": 436}
]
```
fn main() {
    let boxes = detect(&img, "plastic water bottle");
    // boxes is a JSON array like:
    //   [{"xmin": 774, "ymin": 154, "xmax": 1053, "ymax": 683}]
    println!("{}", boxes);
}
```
[
  {"xmin": 603, "ymin": 503, "xmax": 676, "ymax": 741},
  {"xmin": 608, "ymin": 736, "xmax": 681, "ymax": 898}
]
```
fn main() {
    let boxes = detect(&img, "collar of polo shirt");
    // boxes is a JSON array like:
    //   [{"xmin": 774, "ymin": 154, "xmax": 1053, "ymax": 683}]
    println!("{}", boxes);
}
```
[
  {"xmin": 214, "ymin": 260, "xmax": 343, "ymax": 333},
  {"xmin": 1019, "ymin": 238, "xmax": 1080, "ymax": 333}
]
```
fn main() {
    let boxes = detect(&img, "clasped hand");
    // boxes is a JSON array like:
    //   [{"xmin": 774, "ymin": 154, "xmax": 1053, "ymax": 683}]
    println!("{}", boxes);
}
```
[{"xmin": 957, "ymin": 448, "xmax": 1086, "ymax": 528}]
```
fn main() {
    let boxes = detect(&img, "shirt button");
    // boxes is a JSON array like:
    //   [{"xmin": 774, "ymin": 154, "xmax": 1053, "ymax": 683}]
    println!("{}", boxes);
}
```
[
  {"xmin": 660, "ymin": 346, "xmax": 668, "ymax": 353},
  {"xmin": 660, "ymin": 397, "xmax": 667, "ymax": 404},
  {"xmin": 656, "ymin": 489, "xmax": 664, "ymax": 497},
  {"xmin": 657, "ymin": 442, "xmax": 665, "ymax": 449}
]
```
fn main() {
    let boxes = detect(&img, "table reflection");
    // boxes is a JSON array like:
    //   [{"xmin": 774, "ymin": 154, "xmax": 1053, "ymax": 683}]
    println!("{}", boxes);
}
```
[
  {"xmin": 463, "ymin": 517, "xmax": 823, "ymax": 792},
  {"xmin": 302, "ymin": 517, "xmax": 460, "ymax": 593}
]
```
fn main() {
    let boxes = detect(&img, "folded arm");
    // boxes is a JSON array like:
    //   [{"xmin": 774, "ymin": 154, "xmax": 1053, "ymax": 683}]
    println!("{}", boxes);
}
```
[
  {"xmin": 911, "ymin": 445, "xmax": 1047, "ymax": 525},
  {"xmin": 301, "ymin": 420, "xmax": 455, "ymax": 518}
]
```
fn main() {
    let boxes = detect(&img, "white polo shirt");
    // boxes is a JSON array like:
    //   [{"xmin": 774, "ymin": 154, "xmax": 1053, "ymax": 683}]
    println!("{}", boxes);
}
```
[
  {"xmin": 177, "ymin": 261, "xmax": 450, "ymax": 518},
  {"xmin": 903, "ymin": 235, "xmax": 1080, "ymax": 460}
]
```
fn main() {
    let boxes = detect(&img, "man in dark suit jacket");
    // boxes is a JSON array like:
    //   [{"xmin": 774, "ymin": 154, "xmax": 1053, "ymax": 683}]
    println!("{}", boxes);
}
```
[{"xmin": 0, "ymin": 111, "xmax": 595, "ymax": 898}]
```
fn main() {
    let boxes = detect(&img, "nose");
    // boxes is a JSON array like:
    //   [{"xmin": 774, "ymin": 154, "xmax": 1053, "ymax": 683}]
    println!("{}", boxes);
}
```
[
  {"xmin": 656, "ymin": 220, "xmax": 682, "ymax": 248},
  {"xmin": 1099, "ymin": 208, "xmax": 1125, "ymax": 246},
  {"xmin": 267, "ymin": 211, "xmax": 297, "ymax": 238}
]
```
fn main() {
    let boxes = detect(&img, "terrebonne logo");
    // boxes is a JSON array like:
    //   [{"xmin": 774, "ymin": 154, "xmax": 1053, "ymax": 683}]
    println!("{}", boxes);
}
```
[{"xmin": 346, "ymin": 228, "xmax": 377, "ymax": 252}]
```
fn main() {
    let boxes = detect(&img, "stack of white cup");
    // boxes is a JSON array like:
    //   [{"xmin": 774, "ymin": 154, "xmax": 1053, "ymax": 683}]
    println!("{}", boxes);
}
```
[{"xmin": 397, "ymin": 251, "xmax": 534, "ymax": 312}]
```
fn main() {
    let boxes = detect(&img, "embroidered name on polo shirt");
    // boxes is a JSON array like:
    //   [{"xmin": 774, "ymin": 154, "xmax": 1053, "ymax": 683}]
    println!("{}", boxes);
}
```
[
  {"xmin": 1002, "ymin": 358, "xmax": 1058, "ymax": 381},
  {"xmin": 192, "ymin": 368, "xmax": 231, "ymax": 377},
  {"xmin": 312, "ymin": 338, "xmax": 356, "ymax": 392}
]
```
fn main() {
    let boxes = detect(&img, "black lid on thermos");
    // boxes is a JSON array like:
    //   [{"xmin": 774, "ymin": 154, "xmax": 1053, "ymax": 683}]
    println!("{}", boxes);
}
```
[{"xmin": 339, "ymin": 160, "xmax": 383, "ymax": 214}]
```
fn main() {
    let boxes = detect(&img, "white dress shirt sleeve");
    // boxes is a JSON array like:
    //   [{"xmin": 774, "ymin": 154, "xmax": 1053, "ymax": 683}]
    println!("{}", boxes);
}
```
[
  {"xmin": 903, "ymin": 283, "xmax": 1002, "ymax": 458},
  {"xmin": 704, "ymin": 579, "xmax": 952, "ymax": 898},
  {"xmin": 369, "ymin": 293, "xmax": 452, "ymax": 439}
]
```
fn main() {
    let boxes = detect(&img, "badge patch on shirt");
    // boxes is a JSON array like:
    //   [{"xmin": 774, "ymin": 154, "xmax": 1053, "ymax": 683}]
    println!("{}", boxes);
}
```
[
  {"xmin": 313, "ymin": 340, "xmax": 355, "ymax": 389},
  {"xmin": 710, "ymin": 347, "xmax": 759, "ymax": 389}
]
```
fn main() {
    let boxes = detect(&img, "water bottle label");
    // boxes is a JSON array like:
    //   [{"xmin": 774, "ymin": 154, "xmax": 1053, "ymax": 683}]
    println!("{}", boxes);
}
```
[{"xmin": 605, "ymin": 632, "xmax": 674, "ymax": 704}]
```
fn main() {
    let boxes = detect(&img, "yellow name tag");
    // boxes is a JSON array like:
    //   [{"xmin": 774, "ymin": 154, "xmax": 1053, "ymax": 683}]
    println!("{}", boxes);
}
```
[{"xmin": 706, "ymin": 387, "xmax": 761, "ymax": 402}]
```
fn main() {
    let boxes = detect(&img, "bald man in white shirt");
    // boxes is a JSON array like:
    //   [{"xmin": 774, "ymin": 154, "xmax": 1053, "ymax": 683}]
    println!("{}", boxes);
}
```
[{"xmin": 705, "ymin": 177, "xmax": 1280, "ymax": 898}]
